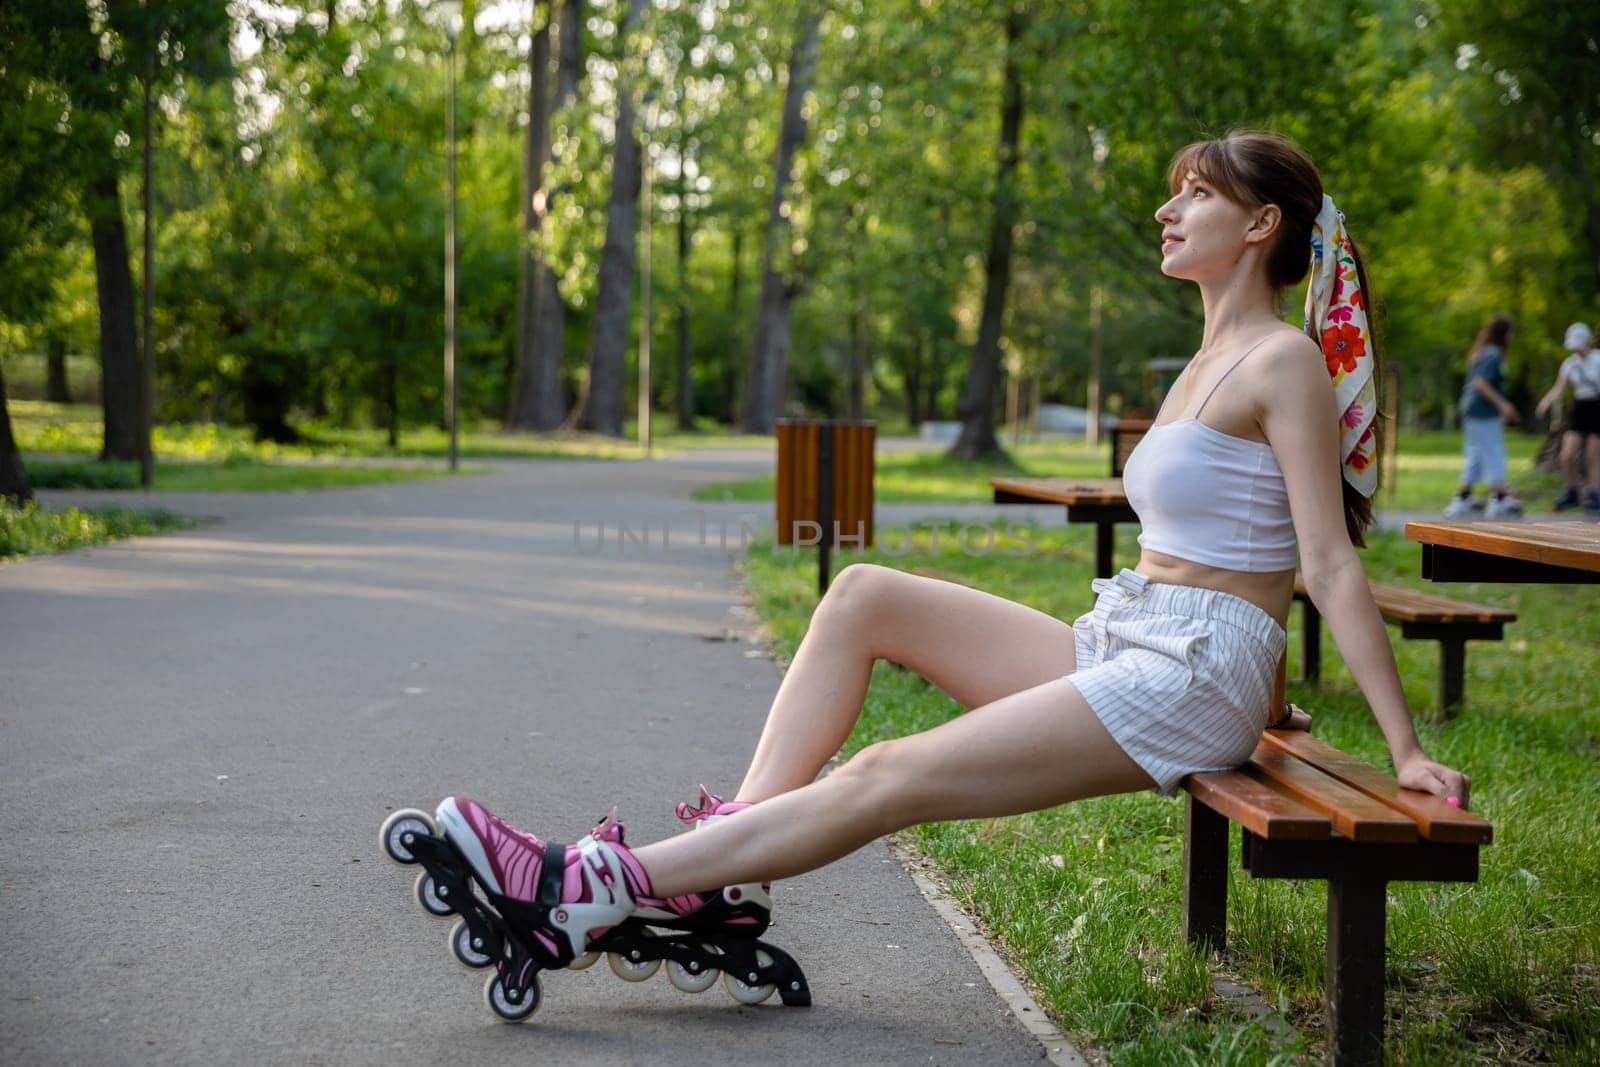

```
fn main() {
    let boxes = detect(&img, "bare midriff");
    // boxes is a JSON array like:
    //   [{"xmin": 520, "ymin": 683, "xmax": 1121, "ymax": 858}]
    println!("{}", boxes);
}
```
[{"xmin": 1135, "ymin": 548, "xmax": 1295, "ymax": 629}]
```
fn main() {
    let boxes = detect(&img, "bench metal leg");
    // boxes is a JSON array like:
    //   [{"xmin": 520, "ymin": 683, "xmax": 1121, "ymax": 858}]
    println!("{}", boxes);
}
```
[
  {"xmin": 1436, "ymin": 637, "xmax": 1466, "ymax": 722},
  {"xmin": 1095, "ymin": 523, "xmax": 1115, "ymax": 579},
  {"xmin": 1300, "ymin": 599, "xmax": 1322, "ymax": 684},
  {"xmin": 1181, "ymin": 796, "xmax": 1229, "ymax": 952},
  {"xmin": 1326, "ymin": 875, "xmax": 1387, "ymax": 1066}
]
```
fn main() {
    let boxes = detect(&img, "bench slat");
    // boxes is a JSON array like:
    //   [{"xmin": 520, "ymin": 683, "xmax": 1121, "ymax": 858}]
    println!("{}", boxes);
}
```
[
  {"xmin": 1245, "ymin": 747, "xmax": 1417, "ymax": 843},
  {"xmin": 1292, "ymin": 575, "xmax": 1515, "ymax": 625},
  {"xmin": 1184, "ymin": 768, "xmax": 1331, "ymax": 840},
  {"xmin": 1261, "ymin": 731, "xmax": 1493, "ymax": 845}
]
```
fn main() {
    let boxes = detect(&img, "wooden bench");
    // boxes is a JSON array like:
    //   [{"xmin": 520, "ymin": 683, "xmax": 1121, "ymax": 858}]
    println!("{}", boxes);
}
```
[
  {"xmin": 1184, "ymin": 730, "xmax": 1492, "ymax": 1066},
  {"xmin": 1292, "ymin": 576, "xmax": 1515, "ymax": 720}
]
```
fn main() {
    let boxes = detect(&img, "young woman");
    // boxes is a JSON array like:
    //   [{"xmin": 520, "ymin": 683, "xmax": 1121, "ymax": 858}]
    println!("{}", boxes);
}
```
[
  {"xmin": 1447, "ymin": 315, "xmax": 1523, "ymax": 518},
  {"xmin": 1534, "ymin": 322, "xmax": 1600, "ymax": 515},
  {"xmin": 385, "ymin": 131, "xmax": 1471, "ymax": 1016}
]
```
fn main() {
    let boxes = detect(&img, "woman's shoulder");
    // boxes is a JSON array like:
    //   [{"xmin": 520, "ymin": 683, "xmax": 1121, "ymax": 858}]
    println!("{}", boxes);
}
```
[{"xmin": 1251, "ymin": 328, "xmax": 1324, "ymax": 378}]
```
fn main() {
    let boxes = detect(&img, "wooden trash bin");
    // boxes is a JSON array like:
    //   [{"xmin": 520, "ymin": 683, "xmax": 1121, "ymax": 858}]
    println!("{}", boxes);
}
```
[
  {"xmin": 775, "ymin": 419, "xmax": 875, "ymax": 592},
  {"xmin": 1110, "ymin": 417, "xmax": 1153, "ymax": 476}
]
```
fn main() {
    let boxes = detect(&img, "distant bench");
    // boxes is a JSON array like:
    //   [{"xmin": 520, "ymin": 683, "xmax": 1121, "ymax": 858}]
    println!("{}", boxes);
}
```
[
  {"xmin": 1184, "ymin": 730, "xmax": 1491, "ymax": 1066},
  {"xmin": 1292, "ymin": 576, "xmax": 1515, "ymax": 720}
]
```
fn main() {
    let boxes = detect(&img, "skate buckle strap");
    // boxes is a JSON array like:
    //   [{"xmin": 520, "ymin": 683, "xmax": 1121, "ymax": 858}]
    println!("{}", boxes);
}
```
[
  {"xmin": 675, "ymin": 786, "xmax": 725, "ymax": 824},
  {"xmin": 537, "ymin": 841, "xmax": 567, "ymax": 907}
]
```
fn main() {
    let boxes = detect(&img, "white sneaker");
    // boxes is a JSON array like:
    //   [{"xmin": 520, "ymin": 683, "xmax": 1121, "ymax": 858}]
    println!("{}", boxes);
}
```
[
  {"xmin": 1486, "ymin": 495, "xmax": 1523, "ymax": 519},
  {"xmin": 1444, "ymin": 494, "xmax": 1481, "ymax": 518}
]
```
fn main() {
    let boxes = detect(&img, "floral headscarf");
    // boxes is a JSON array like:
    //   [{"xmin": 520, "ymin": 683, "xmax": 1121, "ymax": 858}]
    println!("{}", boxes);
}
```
[{"xmin": 1304, "ymin": 195, "xmax": 1376, "ymax": 496}]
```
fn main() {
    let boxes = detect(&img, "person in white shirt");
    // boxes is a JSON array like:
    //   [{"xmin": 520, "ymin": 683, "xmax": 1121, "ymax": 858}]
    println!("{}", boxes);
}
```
[{"xmin": 1534, "ymin": 322, "xmax": 1600, "ymax": 515}]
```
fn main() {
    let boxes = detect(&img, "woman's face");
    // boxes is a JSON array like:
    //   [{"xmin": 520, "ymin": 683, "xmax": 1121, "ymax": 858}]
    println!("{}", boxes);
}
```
[{"xmin": 1153, "ymin": 171, "xmax": 1265, "ymax": 282}]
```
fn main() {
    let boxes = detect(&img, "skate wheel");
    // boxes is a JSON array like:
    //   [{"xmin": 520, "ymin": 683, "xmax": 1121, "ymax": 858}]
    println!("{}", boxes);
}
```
[
  {"xmin": 413, "ymin": 870, "xmax": 454, "ymax": 918},
  {"xmin": 567, "ymin": 951, "xmax": 600, "ymax": 971},
  {"xmin": 607, "ymin": 931, "xmax": 661, "ymax": 982},
  {"xmin": 483, "ymin": 971, "xmax": 541, "ymax": 1023},
  {"xmin": 379, "ymin": 808, "xmax": 438, "ymax": 866},
  {"xmin": 666, "ymin": 957, "xmax": 719, "ymax": 994},
  {"xmin": 450, "ymin": 919, "xmax": 494, "ymax": 969},
  {"xmin": 722, "ymin": 948, "xmax": 776, "ymax": 1005}
]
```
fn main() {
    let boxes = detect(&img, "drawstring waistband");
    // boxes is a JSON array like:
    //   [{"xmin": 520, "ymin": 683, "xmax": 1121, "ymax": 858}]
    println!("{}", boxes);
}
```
[{"xmin": 1090, "ymin": 569, "xmax": 1285, "ymax": 654}]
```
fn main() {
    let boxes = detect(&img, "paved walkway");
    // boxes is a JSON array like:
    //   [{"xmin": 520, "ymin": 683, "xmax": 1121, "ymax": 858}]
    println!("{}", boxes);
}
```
[{"xmin": 0, "ymin": 449, "xmax": 1051, "ymax": 1066}]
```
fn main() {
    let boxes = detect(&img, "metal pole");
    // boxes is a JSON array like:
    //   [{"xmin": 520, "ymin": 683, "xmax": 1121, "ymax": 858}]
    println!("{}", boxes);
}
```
[
  {"xmin": 445, "ymin": 36, "xmax": 459, "ymax": 472},
  {"xmin": 1086, "ymin": 284, "xmax": 1103, "ymax": 448},
  {"xmin": 816, "ymin": 423, "xmax": 834, "ymax": 596}
]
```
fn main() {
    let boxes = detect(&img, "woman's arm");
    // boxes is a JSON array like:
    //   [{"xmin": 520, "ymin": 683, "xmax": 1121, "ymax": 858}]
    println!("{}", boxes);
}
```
[
  {"xmin": 1257, "ymin": 337, "xmax": 1472, "ymax": 804},
  {"xmin": 1471, "ymin": 375, "xmax": 1519, "ymax": 422},
  {"xmin": 1535, "ymin": 368, "xmax": 1570, "ymax": 419}
]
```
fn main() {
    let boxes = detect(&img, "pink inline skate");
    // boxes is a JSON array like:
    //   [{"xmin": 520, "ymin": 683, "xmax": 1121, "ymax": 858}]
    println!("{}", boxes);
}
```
[{"xmin": 379, "ymin": 795, "xmax": 809, "ymax": 1022}]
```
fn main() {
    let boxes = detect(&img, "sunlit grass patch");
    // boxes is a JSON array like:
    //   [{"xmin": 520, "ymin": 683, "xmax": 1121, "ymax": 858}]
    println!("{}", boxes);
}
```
[
  {"xmin": 8, "ymin": 400, "xmax": 773, "ymax": 463},
  {"xmin": 0, "ymin": 501, "xmax": 199, "ymax": 561},
  {"xmin": 23, "ymin": 455, "xmax": 469, "ymax": 492}
]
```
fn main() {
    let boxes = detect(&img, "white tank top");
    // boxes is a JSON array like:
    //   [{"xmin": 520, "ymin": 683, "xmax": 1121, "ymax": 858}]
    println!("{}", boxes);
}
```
[{"xmin": 1122, "ymin": 338, "xmax": 1298, "ymax": 573}]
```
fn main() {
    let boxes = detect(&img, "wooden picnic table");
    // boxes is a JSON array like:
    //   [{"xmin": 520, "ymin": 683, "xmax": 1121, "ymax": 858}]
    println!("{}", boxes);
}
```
[
  {"xmin": 990, "ymin": 476, "xmax": 1135, "ymax": 578},
  {"xmin": 1404, "ymin": 521, "xmax": 1600, "ymax": 584}
]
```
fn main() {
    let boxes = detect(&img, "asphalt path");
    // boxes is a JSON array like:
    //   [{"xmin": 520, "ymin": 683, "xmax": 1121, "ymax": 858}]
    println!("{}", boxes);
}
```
[{"xmin": 1, "ymin": 446, "xmax": 1054, "ymax": 1066}]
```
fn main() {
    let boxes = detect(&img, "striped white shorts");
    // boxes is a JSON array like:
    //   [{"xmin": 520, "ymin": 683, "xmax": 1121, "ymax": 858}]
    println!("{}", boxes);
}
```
[{"xmin": 1069, "ymin": 569, "xmax": 1287, "ymax": 798}]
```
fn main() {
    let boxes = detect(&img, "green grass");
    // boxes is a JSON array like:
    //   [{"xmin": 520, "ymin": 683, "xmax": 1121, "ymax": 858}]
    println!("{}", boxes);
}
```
[
  {"xmin": 1, "ymin": 501, "xmax": 200, "ymax": 561},
  {"xmin": 9, "ymin": 400, "xmax": 773, "ymax": 463},
  {"xmin": 693, "ymin": 428, "xmax": 1561, "ymax": 516},
  {"xmin": 740, "ymin": 524, "xmax": 1600, "ymax": 1064},
  {"xmin": 23, "ymin": 456, "xmax": 470, "ymax": 493}
]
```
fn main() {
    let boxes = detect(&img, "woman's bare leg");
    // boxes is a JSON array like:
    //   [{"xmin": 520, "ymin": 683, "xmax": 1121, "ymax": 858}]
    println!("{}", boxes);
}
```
[
  {"xmin": 736, "ymin": 563, "xmax": 1080, "ymax": 801},
  {"xmin": 1585, "ymin": 434, "xmax": 1600, "ymax": 493},
  {"xmin": 1560, "ymin": 432, "xmax": 1581, "ymax": 487},
  {"xmin": 638, "ymin": 674, "xmax": 1153, "ymax": 897}
]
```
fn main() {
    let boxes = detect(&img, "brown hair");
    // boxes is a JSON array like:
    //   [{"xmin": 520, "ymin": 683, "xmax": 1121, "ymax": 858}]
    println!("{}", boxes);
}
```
[
  {"xmin": 1468, "ymin": 315, "xmax": 1514, "ymax": 364},
  {"xmin": 1166, "ymin": 130, "xmax": 1380, "ymax": 547}
]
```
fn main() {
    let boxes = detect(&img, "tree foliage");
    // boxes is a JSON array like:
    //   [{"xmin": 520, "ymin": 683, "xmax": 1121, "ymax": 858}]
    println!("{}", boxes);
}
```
[{"xmin": 4, "ymin": 0, "xmax": 1596, "ymax": 444}]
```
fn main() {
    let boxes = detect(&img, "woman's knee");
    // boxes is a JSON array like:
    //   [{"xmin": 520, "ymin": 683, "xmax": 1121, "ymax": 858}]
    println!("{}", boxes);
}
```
[
  {"xmin": 815, "ymin": 563, "xmax": 893, "ymax": 633},
  {"xmin": 833, "ymin": 738, "xmax": 927, "ymax": 830}
]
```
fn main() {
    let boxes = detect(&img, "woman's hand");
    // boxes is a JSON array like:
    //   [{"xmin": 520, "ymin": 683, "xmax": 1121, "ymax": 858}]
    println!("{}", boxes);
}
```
[{"xmin": 1396, "ymin": 752, "xmax": 1472, "ymax": 809}]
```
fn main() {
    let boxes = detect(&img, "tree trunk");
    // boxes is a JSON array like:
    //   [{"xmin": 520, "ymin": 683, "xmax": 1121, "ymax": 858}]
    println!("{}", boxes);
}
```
[
  {"xmin": 85, "ymin": 167, "xmax": 143, "ymax": 462},
  {"xmin": 506, "ymin": 1, "xmax": 552, "ymax": 429},
  {"xmin": 575, "ymin": 0, "xmax": 648, "ymax": 437},
  {"xmin": 903, "ymin": 325, "xmax": 924, "ymax": 427},
  {"xmin": 536, "ymin": 0, "xmax": 585, "ymax": 431},
  {"xmin": 949, "ymin": 9, "xmax": 1025, "ymax": 462},
  {"xmin": 676, "ymin": 123, "xmax": 695, "ymax": 432},
  {"xmin": 45, "ymin": 332, "xmax": 71, "ymax": 404},
  {"xmin": 723, "ymin": 227, "xmax": 743, "ymax": 423},
  {"xmin": 741, "ymin": 9, "xmax": 822, "ymax": 434},
  {"xmin": 1569, "ymin": 114, "xmax": 1600, "ymax": 294},
  {"xmin": 0, "ymin": 362, "xmax": 33, "ymax": 505}
]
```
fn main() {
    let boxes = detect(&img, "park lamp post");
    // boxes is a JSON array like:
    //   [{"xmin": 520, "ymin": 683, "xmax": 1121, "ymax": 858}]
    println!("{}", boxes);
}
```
[{"xmin": 438, "ymin": 0, "xmax": 463, "ymax": 472}]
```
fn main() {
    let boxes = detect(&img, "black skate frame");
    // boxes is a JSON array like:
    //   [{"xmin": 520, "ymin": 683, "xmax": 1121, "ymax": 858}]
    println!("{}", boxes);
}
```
[{"xmin": 405, "ymin": 831, "xmax": 811, "ymax": 1010}]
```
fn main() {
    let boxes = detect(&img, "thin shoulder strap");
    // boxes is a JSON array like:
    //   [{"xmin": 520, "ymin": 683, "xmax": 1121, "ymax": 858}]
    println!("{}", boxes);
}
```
[{"xmin": 1193, "ymin": 334, "xmax": 1275, "ymax": 418}]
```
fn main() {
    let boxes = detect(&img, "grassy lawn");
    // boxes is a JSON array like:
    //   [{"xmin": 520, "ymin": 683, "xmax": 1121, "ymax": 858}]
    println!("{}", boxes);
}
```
[
  {"xmin": 694, "ymin": 428, "xmax": 1563, "ymax": 517},
  {"xmin": 9, "ymin": 400, "xmax": 776, "ymax": 463},
  {"xmin": 1, "ymin": 501, "xmax": 201, "ymax": 562},
  {"xmin": 740, "ymin": 525, "xmax": 1599, "ymax": 1064},
  {"xmin": 22, "ymin": 456, "xmax": 473, "ymax": 493}
]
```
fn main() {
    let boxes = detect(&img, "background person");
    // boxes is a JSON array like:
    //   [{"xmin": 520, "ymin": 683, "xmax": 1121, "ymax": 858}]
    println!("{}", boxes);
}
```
[
  {"xmin": 1534, "ymin": 321, "xmax": 1600, "ymax": 515},
  {"xmin": 1447, "ymin": 315, "xmax": 1523, "ymax": 518}
]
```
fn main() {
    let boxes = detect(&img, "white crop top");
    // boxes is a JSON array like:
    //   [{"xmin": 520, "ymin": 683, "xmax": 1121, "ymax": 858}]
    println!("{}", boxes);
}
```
[{"xmin": 1121, "ymin": 339, "xmax": 1299, "ymax": 573}]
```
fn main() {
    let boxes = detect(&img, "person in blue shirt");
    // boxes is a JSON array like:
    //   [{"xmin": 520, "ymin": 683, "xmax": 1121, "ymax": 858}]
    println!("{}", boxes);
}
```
[{"xmin": 1447, "ymin": 315, "xmax": 1523, "ymax": 518}]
